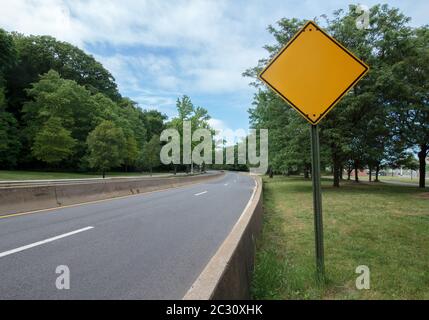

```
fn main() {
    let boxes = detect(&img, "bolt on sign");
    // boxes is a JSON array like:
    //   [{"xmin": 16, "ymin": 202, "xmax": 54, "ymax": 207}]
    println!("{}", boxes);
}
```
[{"xmin": 259, "ymin": 21, "xmax": 369, "ymax": 124}]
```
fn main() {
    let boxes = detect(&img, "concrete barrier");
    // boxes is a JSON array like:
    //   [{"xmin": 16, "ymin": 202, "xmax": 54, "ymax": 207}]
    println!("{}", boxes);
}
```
[
  {"xmin": 0, "ymin": 172, "xmax": 224, "ymax": 216},
  {"xmin": 183, "ymin": 174, "xmax": 263, "ymax": 300}
]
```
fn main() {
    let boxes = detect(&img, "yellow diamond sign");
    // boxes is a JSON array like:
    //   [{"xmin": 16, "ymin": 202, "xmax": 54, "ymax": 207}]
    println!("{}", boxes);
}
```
[{"xmin": 259, "ymin": 21, "xmax": 369, "ymax": 125}]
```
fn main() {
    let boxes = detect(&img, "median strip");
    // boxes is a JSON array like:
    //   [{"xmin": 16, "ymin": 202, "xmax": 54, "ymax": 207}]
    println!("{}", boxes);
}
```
[{"xmin": 0, "ymin": 226, "xmax": 94, "ymax": 258}]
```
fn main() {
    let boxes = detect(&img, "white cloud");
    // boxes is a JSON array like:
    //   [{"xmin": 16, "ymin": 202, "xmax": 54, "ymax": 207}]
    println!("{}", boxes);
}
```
[
  {"xmin": 1, "ymin": 0, "xmax": 427, "ymax": 128},
  {"xmin": 208, "ymin": 118, "xmax": 247, "ymax": 147},
  {"xmin": 0, "ymin": 0, "xmax": 266, "ymax": 96}
]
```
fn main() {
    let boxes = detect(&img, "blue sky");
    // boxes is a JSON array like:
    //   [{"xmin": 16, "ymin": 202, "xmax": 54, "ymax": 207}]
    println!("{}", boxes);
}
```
[{"xmin": 0, "ymin": 0, "xmax": 427, "ymax": 135}]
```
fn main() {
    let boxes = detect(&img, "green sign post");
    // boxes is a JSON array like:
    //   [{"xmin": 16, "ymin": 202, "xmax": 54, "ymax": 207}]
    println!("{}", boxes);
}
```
[
  {"xmin": 311, "ymin": 124, "xmax": 324, "ymax": 281},
  {"xmin": 258, "ymin": 21, "xmax": 369, "ymax": 281}
]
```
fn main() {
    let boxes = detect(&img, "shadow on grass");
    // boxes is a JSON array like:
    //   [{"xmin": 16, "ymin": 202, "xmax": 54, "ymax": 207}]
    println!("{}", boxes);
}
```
[{"xmin": 264, "ymin": 175, "xmax": 427, "ymax": 196}]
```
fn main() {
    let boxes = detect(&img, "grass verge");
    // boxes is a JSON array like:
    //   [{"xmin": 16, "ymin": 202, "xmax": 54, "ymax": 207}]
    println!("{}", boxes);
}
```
[{"xmin": 252, "ymin": 176, "xmax": 429, "ymax": 299}]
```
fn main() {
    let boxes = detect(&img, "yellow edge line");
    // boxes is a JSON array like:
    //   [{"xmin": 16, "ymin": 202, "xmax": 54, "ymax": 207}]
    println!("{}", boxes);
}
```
[{"xmin": 0, "ymin": 177, "xmax": 221, "ymax": 220}]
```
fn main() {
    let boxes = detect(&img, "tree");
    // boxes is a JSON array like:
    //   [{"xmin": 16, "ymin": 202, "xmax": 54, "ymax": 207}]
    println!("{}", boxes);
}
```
[
  {"xmin": 124, "ymin": 135, "xmax": 139, "ymax": 172},
  {"xmin": 141, "ymin": 109, "xmax": 167, "ymax": 139},
  {"xmin": 244, "ymin": 4, "xmax": 419, "ymax": 188},
  {"xmin": 32, "ymin": 117, "xmax": 76, "ymax": 165},
  {"xmin": 5, "ymin": 33, "xmax": 119, "ymax": 119},
  {"xmin": 139, "ymin": 135, "xmax": 161, "ymax": 175},
  {"xmin": 0, "ymin": 28, "xmax": 17, "ymax": 85},
  {"xmin": 23, "ymin": 70, "xmax": 99, "ymax": 165},
  {"xmin": 0, "ymin": 87, "xmax": 20, "ymax": 167},
  {"xmin": 86, "ymin": 120, "xmax": 126, "ymax": 178},
  {"xmin": 0, "ymin": 28, "xmax": 171, "ymax": 173},
  {"xmin": 382, "ymin": 26, "xmax": 429, "ymax": 188},
  {"xmin": 166, "ymin": 95, "xmax": 212, "ymax": 173}
]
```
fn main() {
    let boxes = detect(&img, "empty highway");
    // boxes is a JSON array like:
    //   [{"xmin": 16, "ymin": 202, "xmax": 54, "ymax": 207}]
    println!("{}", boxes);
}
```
[{"xmin": 0, "ymin": 172, "xmax": 255, "ymax": 299}]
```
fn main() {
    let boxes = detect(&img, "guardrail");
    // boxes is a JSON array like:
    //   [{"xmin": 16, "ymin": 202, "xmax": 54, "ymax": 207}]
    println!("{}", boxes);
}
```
[
  {"xmin": 183, "ymin": 174, "xmax": 263, "ymax": 300},
  {"xmin": 0, "ymin": 172, "xmax": 224, "ymax": 216},
  {"xmin": 0, "ymin": 172, "xmax": 206, "ymax": 188}
]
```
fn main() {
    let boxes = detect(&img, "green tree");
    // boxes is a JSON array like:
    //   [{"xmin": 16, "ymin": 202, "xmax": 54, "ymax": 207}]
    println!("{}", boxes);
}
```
[
  {"xmin": 32, "ymin": 117, "xmax": 76, "ymax": 165},
  {"xmin": 0, "ymin": 28, "xmax": 17, "ymax": 85},
  {"xmin": 124, "ymin": 135, "xmax": 139, "ymax": 172},
  {"xmin": 0, "ymin": 87, "xmax": 20, "ymax": 167},
  {"xmin": 245, "ymin": 4, "xmax": 418, "ymax": 188},
  {"xmin": 141, "ymin": 109, "xmax": 167, "ymax": 139},
  {"xmin": 86, "ymin": 120, "xmax": 126, "ymax": 178},
  {"xmin": 139, "ymin": 135, "xmax": 161, "ymax": 175},
  {"xmin": 166, "ymin": 95, "xmax": 212, "ymax": 173},
  {"xmin": 23, "ymin": 70, "xmax": 99, "ymax": 165},
  {"xmin": 0, "ymin": 28, "xmax": 171, "ymax": 173},
  {"xmin": 5, "ymin": 33, "xmax": 119, "ymax": 119},
  {"xmin": 382, "ymin": 26, "xmax": 429, "ymax": 188}
]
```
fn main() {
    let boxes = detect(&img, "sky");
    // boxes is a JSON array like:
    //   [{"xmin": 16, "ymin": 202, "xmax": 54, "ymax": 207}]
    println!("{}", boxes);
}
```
[{"xmin": 0, "ymin": 0, "xmax": 427, "ymax": 136}]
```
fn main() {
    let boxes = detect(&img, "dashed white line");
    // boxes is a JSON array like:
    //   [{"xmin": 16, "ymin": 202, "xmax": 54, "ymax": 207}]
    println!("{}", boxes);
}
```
[
  {"xmin": 194, "ymin": 191, "xmax": 208, "ymax": 196},
  {"xmin": 224, "ymin": 183, "xmax": 229, "ymax": 186},
  {"xmin": 0, "ymin": 226, "xmax": 94, "ymax": 258}
]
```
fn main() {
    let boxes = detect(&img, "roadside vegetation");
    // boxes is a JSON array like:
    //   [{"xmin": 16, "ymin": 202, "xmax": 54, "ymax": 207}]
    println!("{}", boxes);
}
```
[
  {"xmin": 252, "ymin": 176, "xmax": 429, "ymax": 300},
  {"xmin": 244, "ymin": 4, "xmax": 428, "ymax": 188},
  {"xmin": 0, "ymin": 29, "xmax": 219, "ymax": 176}
]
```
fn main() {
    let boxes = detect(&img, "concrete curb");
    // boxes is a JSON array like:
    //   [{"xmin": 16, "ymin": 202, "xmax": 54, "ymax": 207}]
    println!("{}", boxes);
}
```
[
  {"xmin": 0, "ymin": 172, "xmax": 224, "ymax": 216},
  {"xmin": 183, "ymin": 174, "xmax": 263, "ymax": 300}
]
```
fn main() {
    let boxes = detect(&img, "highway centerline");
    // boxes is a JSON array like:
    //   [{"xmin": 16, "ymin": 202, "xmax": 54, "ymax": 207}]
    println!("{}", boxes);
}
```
[
  {"xmin": 194, "ymin": 191, "xmax": 208, "ymax": 196},
  {"xmin": 0, "ymin": 226, "xmax": 94, "ymax": 258}
]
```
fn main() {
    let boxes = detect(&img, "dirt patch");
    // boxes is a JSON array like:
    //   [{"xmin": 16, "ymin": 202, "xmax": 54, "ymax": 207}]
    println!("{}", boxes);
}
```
[{"xmin": 417, "ymin": 192, "xmax": 429, "ymax": 200}]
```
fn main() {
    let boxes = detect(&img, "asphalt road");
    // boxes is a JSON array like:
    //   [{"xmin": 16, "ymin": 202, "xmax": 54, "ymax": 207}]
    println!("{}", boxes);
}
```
[{"xmin": 0, "ymin": 172, "xmax": 255, "ymax": 299}]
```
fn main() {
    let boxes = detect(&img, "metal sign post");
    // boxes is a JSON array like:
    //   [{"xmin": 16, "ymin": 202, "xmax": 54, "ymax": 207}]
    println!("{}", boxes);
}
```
[
  {"xmin": 310, "ymin": 124, "xmax": 324, "ymax": 281},
  {"xmin": 258, "ymin": 20, "xmax": 369, "ymax": 283}
]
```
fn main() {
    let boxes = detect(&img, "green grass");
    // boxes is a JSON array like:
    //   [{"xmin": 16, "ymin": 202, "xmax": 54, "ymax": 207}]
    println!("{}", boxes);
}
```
[
  {"xmin": 378, "ymin": 175, "xmax": 426, "ymax": 185},
  {"xmin": 0, "ymin": 170, "xmax": 166, "ymax": 181},
  {"xmin": 252, "ymin": 176, "xmax": 429, "ymax": 300}
]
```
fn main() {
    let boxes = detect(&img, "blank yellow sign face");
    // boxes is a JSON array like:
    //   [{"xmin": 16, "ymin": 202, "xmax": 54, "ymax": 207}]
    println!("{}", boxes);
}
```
[{"xmin": 259, "ymin": 21, "xmax": 369, "ymax": 125}]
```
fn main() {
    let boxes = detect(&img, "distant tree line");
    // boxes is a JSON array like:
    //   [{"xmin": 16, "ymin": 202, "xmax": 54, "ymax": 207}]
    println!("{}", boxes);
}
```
[
  {"xmin": 0, "ymin": 29, "xmax": 168, "ymax": 175},
  {"xmin": 244, "ymin": 4, "xmax": 428, "ymax": 188}
]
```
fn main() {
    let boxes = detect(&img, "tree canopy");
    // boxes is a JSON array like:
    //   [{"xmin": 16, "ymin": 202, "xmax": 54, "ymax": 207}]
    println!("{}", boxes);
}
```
[{"xmin": 245, "ymin": 4, "xmax": 428, "ymax": 187}]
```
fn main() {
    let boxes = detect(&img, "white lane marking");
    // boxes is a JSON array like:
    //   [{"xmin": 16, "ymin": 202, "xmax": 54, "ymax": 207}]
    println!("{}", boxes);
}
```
[
  {"xmin": 0, "ymin": 226, "xmax": 94, "ymax": 258},
  {"xmin": 194, "ymin": 191, "xmax": 208, "ymax": 196},
  {"xmin": 224, "ymin": 183, "xmax": 229, "ymax": 186}
]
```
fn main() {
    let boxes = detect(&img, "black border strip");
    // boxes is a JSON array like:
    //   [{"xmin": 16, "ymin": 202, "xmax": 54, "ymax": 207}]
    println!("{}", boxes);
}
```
[{"xmin": 258, "ymin": 21, "xmax": 369, "ymax": 125}]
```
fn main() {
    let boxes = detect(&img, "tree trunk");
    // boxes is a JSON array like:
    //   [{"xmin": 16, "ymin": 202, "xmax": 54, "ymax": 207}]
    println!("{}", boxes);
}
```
[
  {"xmin": 174, "ymin": 165, "xmax": 177, "ymax": 175},
  {"xmin": 418, "ymin": 145, "xmax": 427, "ymax": 188},
  {"xmin": 304, "ymin": 164, "xmax": 310, "ymax": 179},
  {"xmin": 150, "ymin": 167, "xmax": 153, "ymax": 176},
  {"xmin": 368, "ymin": 166, "xmax": 372, "ymax": 182},
  {"xmin": 333, "ymin": 161, "xmax": 340, "ymax": 187},
  {"xmin": 102, "ymin": 170, "xmax": 105, "ymax": 179},
  {"xmin": 347, "ymin": 168, "xmax": 351, "ymax": 180},
  {"xmin": 375, "ymin": 163, "xmax": 380, "ymax": 182},
  {"xmin": 269, "ymin": 166, "xmax": 273, "ymax": 178},
  {"xmin": 354, "ymin": 160, "xmax": 359, "ymax": 182}
]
